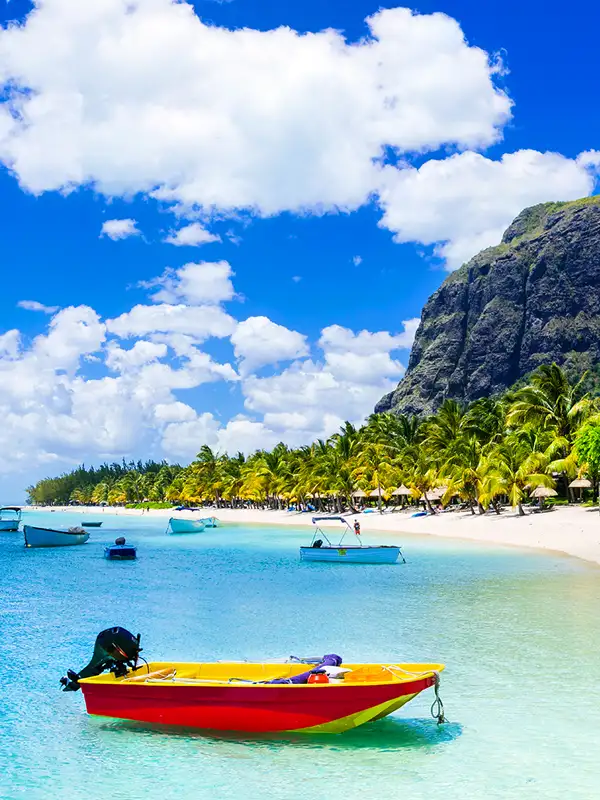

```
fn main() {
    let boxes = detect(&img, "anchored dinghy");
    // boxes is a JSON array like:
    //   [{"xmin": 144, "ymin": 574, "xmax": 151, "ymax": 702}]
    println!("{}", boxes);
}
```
[{"xmin": 61, "ymin": 628, "xmax": 445, "ymax": 734}]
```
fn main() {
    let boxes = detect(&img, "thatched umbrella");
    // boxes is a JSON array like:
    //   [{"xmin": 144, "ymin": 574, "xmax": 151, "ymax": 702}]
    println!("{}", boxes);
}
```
[
  {"xmin": 421, "ymin": 491, "xmax": 439, "ymax": 502},
  {"xmin": 392, "ymin": 484, "xmax": 411, "ymax": 507},
  {"xmin": 368, "ymin": 489, "xmax": 381, "ymax": 498},
  {"xmin": 531, "ymin": 486, "xmax": 557, "ymax": 508},
  {"xmin": 531, "ymin": 486, "xmax": 558, "ymax": 498},
  {"xmin": 423, "ymin": 486, "xmax": 447, "ymax": 501},
  {"xmin": 569, "ymin": 478, "xmax": 592, "ymax": 488},
  {"xmin": 351, "ymin": 490, "xmax": 367, "ymax": 498},
  {"xmin": 569, "ymin": 478, "xmax": 592, "ymax": 501}
]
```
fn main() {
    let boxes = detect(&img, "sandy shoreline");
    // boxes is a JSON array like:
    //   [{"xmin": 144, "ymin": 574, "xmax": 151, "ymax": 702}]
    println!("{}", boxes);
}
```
[{"xmin": 27, "ymin": 503, "xmax": 600, "ymax": 566}]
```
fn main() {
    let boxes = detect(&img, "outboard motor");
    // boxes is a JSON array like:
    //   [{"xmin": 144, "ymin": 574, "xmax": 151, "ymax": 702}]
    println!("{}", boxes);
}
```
[{"xmin": 60, "ymin": 627, "xmax": 141, "ymax": 692}]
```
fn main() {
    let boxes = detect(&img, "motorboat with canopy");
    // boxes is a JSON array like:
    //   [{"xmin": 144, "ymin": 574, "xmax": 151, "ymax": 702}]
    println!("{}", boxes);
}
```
[
  {"xmin": 60, "ymin": 627, "xmax": 445, "ymax": 734},
  {"xmin": 0, "ymin": 507, "xmax": 21, "ymax": 531},
  {"xmin": 300, "ymin": 517, "xmax": 405, "ymax": 563}
]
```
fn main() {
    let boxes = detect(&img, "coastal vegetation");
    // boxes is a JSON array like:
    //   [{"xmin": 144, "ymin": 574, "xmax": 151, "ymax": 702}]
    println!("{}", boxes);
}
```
[{"xmin": 27, "ymin": 364, "xmax": 600, "ymax": 514}]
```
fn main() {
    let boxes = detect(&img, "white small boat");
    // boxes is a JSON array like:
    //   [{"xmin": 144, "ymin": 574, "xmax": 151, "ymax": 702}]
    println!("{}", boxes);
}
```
[
  {"xmin": 23, "ymin": 525, "xmax": 90, "ymax": 548},
  {"xmin": 300, "ymin": 517, "xmax": 404, "ymax": 564},
  {"xmin": 0, "ymin": 506, "xmax": 21, "ymax": 532},
  {"xmin": 199, "ymin": 517, "xmax": 219, "ymax": 528},
  {"xmin": 168, "ymin": 517, "xmax": 206, "ymax": 535}
]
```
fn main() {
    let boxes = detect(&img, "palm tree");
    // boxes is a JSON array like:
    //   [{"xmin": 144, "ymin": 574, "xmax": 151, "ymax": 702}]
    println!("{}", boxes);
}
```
[
  {"xmin": 481, "ymin": 435, "xmax": 554, "ymax": 515},
  {"xmin": 403, "ymin": 446, "xmax": 439, "ymax": 513},
  {"xmin": 441, "ymin": 436, "xmax": 490, "ymax": 514},
  {"xmin": 507, "ymin": 363, "xmax": 593, "ymax": 497},
  {"xmin": 352, "ymin": 441, "xmax": 395, "ymax": 513}
]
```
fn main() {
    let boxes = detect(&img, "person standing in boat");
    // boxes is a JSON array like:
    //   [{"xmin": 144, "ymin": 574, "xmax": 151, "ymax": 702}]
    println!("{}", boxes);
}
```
[{"xmin": 354, "ymin": 520, "xmax": 361, "ymax": 536}]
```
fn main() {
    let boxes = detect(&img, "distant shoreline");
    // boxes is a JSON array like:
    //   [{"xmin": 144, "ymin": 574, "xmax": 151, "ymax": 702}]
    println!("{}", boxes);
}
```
[{"xmin": 26, "ymin": 503, "xmax": 600, "ymax": 567}]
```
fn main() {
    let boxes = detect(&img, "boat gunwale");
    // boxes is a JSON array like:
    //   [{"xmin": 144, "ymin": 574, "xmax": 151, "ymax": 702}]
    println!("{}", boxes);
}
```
[
  {"xmin": 79, "ymin": 662, "xmax": 445, "ymax": 689},
  {"xmin": 23, "ymin": 524, "xmax": 90, "ymax": 537}
]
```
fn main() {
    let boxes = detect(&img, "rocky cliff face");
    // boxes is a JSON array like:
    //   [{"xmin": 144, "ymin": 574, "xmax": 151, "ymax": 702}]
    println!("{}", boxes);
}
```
[{"xmin": 377, "ymin": 196, "xmax": 600, "ymax": 416}]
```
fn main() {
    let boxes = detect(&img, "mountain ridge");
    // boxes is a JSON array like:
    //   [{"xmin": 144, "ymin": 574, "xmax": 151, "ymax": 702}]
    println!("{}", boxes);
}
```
[{"xmin": 377, "ymin": 195, "xmax": 600, "ymax": 416}]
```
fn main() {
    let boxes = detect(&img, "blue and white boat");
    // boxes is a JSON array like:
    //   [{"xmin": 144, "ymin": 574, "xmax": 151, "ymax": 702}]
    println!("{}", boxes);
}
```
[
  {"xmin": 300, "ymin": 517, "xmax": 404, "ymax": 564},
  {"xmin": 104, "ymin": 538, "xmax": 137, "ymax": 560},
  {"xmin": 168, "ymin": 517, "xmax": 206, "ymax": 534},
  {"xmin": 0, "ymin": 506, "xmax": 21, "ymax": 532},
  {"xmin": 23, "ymin": 525, "xmax": 90, "ymax": 548},
  {"xmin": 199, "ymin": 516, "xmax": 219, "ymax": 528}
]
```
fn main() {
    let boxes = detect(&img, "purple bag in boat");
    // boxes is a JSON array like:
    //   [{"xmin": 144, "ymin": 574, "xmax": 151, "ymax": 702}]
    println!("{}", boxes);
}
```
[{"xmin": 269, "ymin": 654, "xmax": 343, "ymax": 684}]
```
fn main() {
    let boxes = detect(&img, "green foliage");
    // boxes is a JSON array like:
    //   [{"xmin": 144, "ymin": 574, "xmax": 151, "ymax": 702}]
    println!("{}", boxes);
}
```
[
  {"xmin": 574, "ymin": 423, "xmax": 600, "ymax": 482},
  {"xmin": 27, "ymin": 363, "xmax": 600, "ymax": 512}
]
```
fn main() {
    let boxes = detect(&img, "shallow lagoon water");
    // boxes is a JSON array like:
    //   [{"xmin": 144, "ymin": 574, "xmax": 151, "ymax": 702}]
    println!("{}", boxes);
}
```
[{"xmin": 2, "ymin": 510, "xmax": 600, "ymax": 799}]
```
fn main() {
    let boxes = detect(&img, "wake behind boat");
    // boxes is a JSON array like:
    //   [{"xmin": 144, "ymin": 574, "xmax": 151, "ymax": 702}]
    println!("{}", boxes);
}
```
[
  {"xmin": 23, "ymin": 525, "xmax": 90, "ymax": 548},
  {"xmin": 300, "ymin": 517, "xmax": 405, "ymax": 564},
  {"xmin": 0, "ymin": 506, "xmax": 21, "ymax": 532},
  {"xmin": 168, "ymin": 517, "xmax": 206, "ymax": 534},
  {"xmin": 61, "ymin": 627, "xmax": 445, "ymax": 734}
]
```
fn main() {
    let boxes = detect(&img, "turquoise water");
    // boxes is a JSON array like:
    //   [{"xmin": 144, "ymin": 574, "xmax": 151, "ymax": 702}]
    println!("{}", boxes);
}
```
[{"xmin": 2, "ymin": 510, "xmax": 600, "ymax": 799}]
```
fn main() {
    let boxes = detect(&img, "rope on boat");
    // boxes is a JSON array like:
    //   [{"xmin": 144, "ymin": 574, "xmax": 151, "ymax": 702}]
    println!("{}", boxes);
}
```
[
  {"xmin": 385, "ymin": 665, "xmax": 447, "ymax": 725},
  {"xmin": 430, "ymin": 671, "xmax": 446, "ymax": 725}
]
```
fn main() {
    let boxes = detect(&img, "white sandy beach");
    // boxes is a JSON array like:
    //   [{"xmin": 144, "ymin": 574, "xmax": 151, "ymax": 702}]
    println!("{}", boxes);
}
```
[{"xmin": 30, "ymin": 503, "xmax": 600, "ymax": 567}]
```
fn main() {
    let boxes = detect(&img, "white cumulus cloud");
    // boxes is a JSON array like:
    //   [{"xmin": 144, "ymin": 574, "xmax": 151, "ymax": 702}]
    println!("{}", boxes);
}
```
[
  {"xmin": 0, "ymin": 2, "xmax": 510, "ymax": 216},
  {"xmin": 377, "ymin": 150, "xmax": 596, "ymax": 269},
  {"xmin": 231, "ymin": 316, "xmax": 309, "ymax": 375},
  {"xmin": 106, "ymin": 303, "xmax": 236, "ymax": 341},
  {"xmin": 142, "ymin": 261, "xmax": 236, "ymax": 305},
  {"xmin": 17, "ymin": 300, "xmax": 60, "ymax": 314},
  {"xmin": 100, "ymin": 218, "xmax": 140, "ymax": 240},
  {"xmin": 164, "ymin": 223, "xmax": 221, "ymax": 246}
]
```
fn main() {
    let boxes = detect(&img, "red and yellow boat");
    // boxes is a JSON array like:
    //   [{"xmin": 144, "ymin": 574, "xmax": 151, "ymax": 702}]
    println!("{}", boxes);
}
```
[{"xmin": 62, "ymin": 628, "xmax": 445, "ymax": 734}]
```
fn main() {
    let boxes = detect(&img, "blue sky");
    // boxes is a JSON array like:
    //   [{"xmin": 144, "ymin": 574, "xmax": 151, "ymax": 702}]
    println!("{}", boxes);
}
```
[{"xmin": 0, "ymin": 0, "xmax": 598, "ymax": 500}]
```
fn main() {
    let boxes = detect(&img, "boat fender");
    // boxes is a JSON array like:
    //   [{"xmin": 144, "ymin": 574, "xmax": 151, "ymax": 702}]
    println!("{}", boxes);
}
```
[{"xmin": 307, "ymin": 673, "xmax": 329, "ymax": 684}]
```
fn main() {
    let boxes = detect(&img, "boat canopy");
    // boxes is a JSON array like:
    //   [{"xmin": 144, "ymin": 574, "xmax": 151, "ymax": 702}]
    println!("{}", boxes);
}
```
[
  {"xmin": 1, "ymin": 507, "xmax": 21, "ymax": 512},
  {"xmin": 310, "ymin": 515, "xmax": 358, "ymax": 547}
]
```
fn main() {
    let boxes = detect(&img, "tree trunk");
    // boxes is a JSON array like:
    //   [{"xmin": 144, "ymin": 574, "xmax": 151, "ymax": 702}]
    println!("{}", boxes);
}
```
[
  {"xmin": 377, "ymin": 482, "xmax": 382, "ymax": 514},
  {"xmin": 517, "ymin": 502, "xmax": 525, "ymax": 516}
]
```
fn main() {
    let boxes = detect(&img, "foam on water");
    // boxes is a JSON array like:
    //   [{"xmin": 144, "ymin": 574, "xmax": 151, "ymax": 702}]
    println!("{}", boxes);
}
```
[{"xmin": 2, "ymin": 510, "xmax": 600, "ymax": 799}]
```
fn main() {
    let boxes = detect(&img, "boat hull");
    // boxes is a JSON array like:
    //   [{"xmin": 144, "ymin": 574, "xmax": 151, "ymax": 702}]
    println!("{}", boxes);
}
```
[
  {"xmin": 79, "ymin": 661, "xmax": 442, "ymax": 734},
  {"xmin": 168, "ymin": 518, "xmax": 206, "ymax": 534},
  {"xmin": 23, "ymin": 525, "xmax": 90, "ymax": 548},
  {"xmin": 0, "ymin": 519, "xmax": 19, "ymax": 532},
  {"xmin": 82, "ymin": 522, "xmax": 102, "ymax": 528},
  {"xmin": 300, "ymin": 546, "xmax": 400, "ymax": 564}
]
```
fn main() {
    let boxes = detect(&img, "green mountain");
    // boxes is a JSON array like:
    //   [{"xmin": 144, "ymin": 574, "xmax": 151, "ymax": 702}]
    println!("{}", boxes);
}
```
[{"xmin": 377, "ymin": 196, "xmax": 600, "ymax": 416}]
